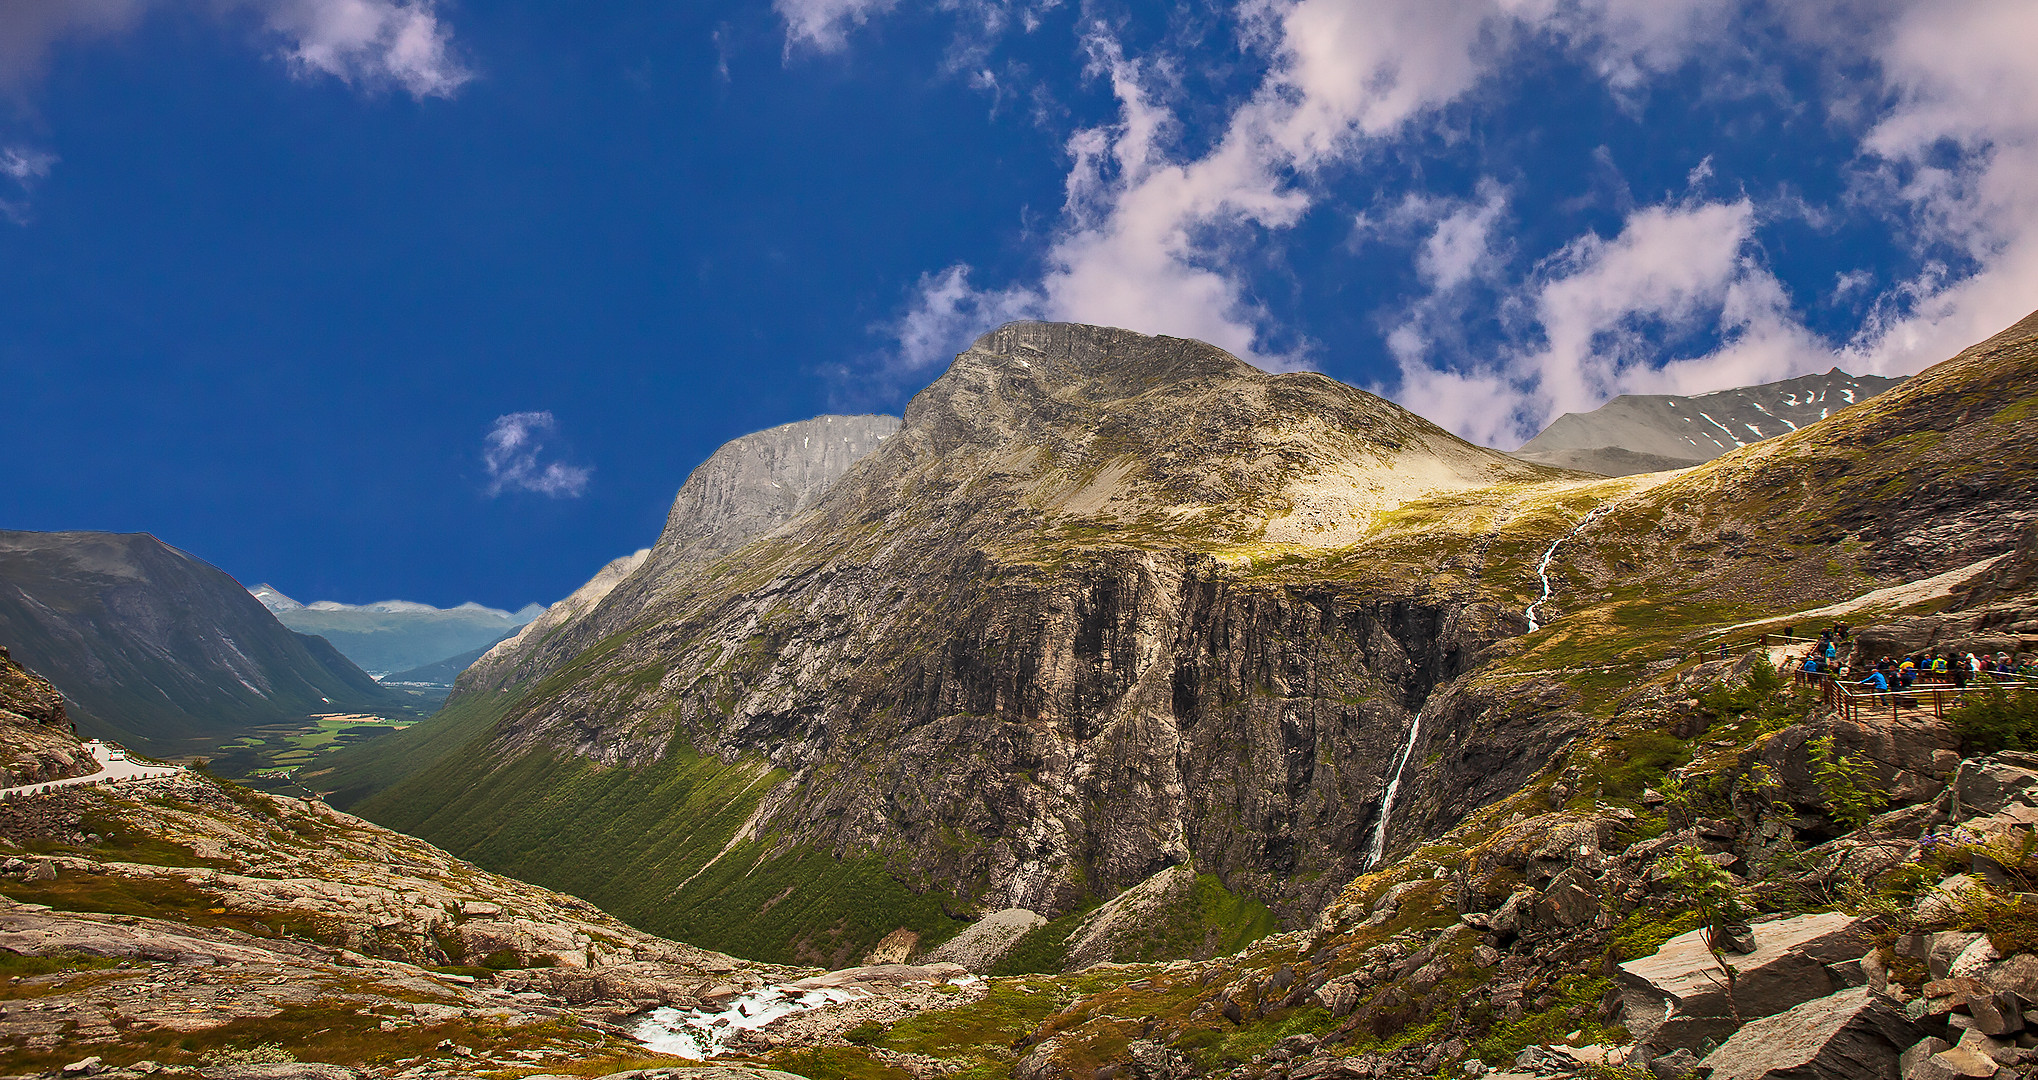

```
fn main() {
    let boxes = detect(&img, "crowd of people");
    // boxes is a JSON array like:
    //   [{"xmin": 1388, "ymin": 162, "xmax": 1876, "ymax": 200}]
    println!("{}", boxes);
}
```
[{"xmin": 1788, "ymin": 623, "xmax": 2034, "ymax": 692}]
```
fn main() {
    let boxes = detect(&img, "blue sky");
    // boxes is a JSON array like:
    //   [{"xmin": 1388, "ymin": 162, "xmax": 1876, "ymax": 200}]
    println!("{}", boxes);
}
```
[{"xmin": 3, "ymin": 0, "xmax": 2035, "ymax": 610}]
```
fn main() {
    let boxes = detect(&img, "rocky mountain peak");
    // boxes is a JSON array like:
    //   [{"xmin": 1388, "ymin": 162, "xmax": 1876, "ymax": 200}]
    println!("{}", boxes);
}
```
[
  {"xmin": 1513, "ymin": 366, "xmax": 1909, "ymax": 475},
  {"xmin": 654, "ymin": 413, "xmax": 902, "ymax": 560},
  {"xmin": 451, "ymin": 415, "xmax": 900, "ymax": 699},
  {"xmin": 862, "ymin": 321, "xmax": 1560, "ymax": 551},
  {"xmin": 917, "ymin": 322, "xmax": 1259, "ymax": 417}
]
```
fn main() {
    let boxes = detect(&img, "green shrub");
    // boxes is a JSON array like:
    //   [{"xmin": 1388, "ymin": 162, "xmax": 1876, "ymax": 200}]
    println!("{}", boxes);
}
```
[
  {"xmin": 1948, "ymin": 688, "xmax": 2038, "ymax": 755},
  {"xmin": 1809, "ymin": 735, "xmax": 1887, "ymax": 830},
  {"xmin": 843, "ymin": 1021, "xmax": 885, "ymax": 1046}
]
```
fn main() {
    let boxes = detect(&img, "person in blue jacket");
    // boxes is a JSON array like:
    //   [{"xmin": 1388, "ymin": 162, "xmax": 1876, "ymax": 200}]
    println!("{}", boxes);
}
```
[{"xmin": 1858, "ymin": 669, "xmax": 1890, "ymax": 692}]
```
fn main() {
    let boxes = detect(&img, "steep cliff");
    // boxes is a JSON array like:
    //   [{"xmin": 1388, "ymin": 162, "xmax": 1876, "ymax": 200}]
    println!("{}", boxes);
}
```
[
  {"xmin": 456, "ymin": 414, "xmax": 899, "ymax": 698},
  {"xmin": 0, "ymin": 531, "xmax": 415, "ymax": 754},
  {"xmin": 0, "ymin": 646, "xmax": 96, "ymax": 787},
  {"xmin": 362, "ymin": 324, "xmax": 1593, "ymax": 963}
]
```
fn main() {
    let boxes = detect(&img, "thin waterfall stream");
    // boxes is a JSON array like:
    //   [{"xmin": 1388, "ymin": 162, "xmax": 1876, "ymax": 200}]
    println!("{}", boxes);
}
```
[
  {"xmin": 1366, "ymin": 707, "xmax": 1425, "ymax": 869},
  {"xmin": 1524, "ymin": 506, "xmax": 1611, "ymax": 632}
]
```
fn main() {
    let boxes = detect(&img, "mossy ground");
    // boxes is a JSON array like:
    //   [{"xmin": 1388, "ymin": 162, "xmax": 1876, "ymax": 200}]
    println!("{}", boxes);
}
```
[{"xmin": 0, "ymin": 1002, "xmax": 657, "ymax": 1075}]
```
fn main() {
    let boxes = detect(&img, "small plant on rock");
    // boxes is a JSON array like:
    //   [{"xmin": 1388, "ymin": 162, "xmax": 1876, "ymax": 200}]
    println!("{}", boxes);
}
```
[
  {"xmin": 1808, "ymin": 735, "xmax": 1886, "ymax": 831},
  {"xmin": 1659, "ymin": 845, "xmax": 1753, "ymax": 1021}
]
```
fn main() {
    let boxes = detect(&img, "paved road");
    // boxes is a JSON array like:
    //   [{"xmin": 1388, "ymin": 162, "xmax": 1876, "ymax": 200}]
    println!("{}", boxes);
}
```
[{"xmin": 0, "ymin": 740, "xmax": 179, "ymax": 798}]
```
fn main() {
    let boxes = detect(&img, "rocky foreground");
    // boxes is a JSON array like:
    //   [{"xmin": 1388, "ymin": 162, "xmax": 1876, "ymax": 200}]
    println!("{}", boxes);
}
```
[
  {"xmin": 0, "ymin": 770, "xmax": 817, "ymax": 1077},
  {"xmin": 11, "ymin": 636, "xmax": 2038, "ymax": 1080}
]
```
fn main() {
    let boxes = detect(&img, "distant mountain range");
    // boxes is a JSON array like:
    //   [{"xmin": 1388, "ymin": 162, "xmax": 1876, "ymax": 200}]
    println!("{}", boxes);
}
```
[
  {"xmin": 1512, "ymin": 367, "xmax": 1907, "ymax": 475},
  {"xmin": 250, "ymin": 586, "xmax": 545, "ymax": 676},
  {"xmin": 0, "ymin": 531, "xmax": 414, "ymax": 754}
]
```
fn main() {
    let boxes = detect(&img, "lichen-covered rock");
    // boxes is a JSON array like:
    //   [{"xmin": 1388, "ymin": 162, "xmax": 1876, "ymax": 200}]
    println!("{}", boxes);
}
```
[
  {"xmin": 1699, "ymin": 986, "xmax": 1917, "ymax": 1080},
  {"xmin": 0, "ymin": 647, "xmax": 95, "ymax": 787},
  {"xmin": 1619, "ymin": 911, "xmax": 1873, "ymax": 1052}
]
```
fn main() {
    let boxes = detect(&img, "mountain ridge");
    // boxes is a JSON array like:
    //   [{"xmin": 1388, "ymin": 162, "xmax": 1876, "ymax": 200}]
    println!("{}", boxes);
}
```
[
  {"xmin": 1513, "ymin": 366, "xmax": 1907, "ymax": 475},
  {"xmin": 251, "ymin": 584, "xmax": 548, "ymax": 676},
  {"xmin": 0, "ymin": 530, "xmax": 413, "ymax": 754}
]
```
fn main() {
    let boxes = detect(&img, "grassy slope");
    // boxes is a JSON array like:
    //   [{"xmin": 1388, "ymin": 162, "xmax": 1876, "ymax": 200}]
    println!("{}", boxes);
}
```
[
  {"xmin": 305, "ymin": 692, "xmax": 515, "ymax": 809},
  {"xmin": 358, "ymin": 728, "xmax": 971, "ymax": 966}
]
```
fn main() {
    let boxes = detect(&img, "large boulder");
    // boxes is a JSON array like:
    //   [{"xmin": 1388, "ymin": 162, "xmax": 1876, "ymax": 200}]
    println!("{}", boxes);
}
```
[
  {"xmin": 1951, "ymin": 753, "xmax": 2038, "ymax": 823},
  {"xmin": 1620, "ymin": 912, "xmax": 1874, "ymax": 1053},
  {"xmin": 1699, "ymin": 986, "xmax": 1917, "ymax": 1080}
]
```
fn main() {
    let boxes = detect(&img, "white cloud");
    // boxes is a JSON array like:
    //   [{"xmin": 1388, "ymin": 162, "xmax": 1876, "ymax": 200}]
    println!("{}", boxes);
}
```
[
  {"xmin": 256, "ymin": 0, "xmax": 470, "ymax": 98},
  {"xmin": 843, "ymin": 0, "xmax": 2038, "ymax": 443},
  {"xmin": 0, "ymin": 146, "xmax": 54, "ymax": 183},
  {"xmin": 1395, "ymin": 197, "xmax": 1829, "ymax": 447},
  {"xmin": 775, "ymin": 0, "xmax": 900, "ymax": 53},
  {"xmin": 878, "ymin": 2, "xmax": 1512, "ymax": 373},
  {"xmin": 0, "ymin": 0, "xmax": 468, "ymax": 100},
  {"xmin": 1834, "ymin": 0, "xmax": 2038, "ymax": 376},
  {"xmin": 1418, "ymin": 185, "xmax": 1509, "ymax": 290},
  {"xmin": 0, "ymin": 145, "xmax": 56, "ymax": 223},
  {"xmin": 888, "ymin": 264, "xmax": 1043, "ymax": 376},
  {"xmin": 482, "ymin": 412, "xmax": 591, "ymax": 498}
]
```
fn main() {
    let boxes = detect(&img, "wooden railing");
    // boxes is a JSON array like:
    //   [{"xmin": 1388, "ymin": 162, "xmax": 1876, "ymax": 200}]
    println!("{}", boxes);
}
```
[{"xmin": 1781, "ymin": 660, "xmax": 2033, "ymax": 723}]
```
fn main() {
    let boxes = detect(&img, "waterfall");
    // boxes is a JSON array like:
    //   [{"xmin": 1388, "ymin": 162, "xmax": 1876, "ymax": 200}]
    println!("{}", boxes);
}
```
[
  {"xmin": 1366, "ymin": 708, "xmax": 1425, "ymax": 869},
  {"xmin": 1524, "ymin": 506, "xmax": 1610, "ymax": 632}
]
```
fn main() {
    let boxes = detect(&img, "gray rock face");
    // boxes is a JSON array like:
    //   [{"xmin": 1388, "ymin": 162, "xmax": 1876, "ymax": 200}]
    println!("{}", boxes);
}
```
[
  {"xmin": 0, "ymin": 648, "xmax": 96, "ymax": 786},
  {"xmin": 392, "ymin": 324, "xmax": 1582, "ymax": 935},
  {"xmin": 1513, "ymin": 368, "xmax": 1906, "ymax": 476},
  {"xmin": 460, "ymin": 549, "xmax": 651, "ymax": 693},
  {"xmin": 1698, "ymin": 986, "xmax": 1917, "ymax": 1080},
  {"xmin": 652, "ymin": 414, "xmax": 902, "ymax": 559},
  {"xmin": 1619, "ymin": 911, "xmax": 1873, "ymax": 1052},
  {"xmin": 455, "ymin": 415, "xmax": 898, "ymax": 698}
]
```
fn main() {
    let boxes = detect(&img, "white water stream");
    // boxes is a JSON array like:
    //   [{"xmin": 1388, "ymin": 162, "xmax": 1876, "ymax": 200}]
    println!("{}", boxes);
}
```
[
  {"xmin": 1523, "ymin": 507, "xmax": 1611, "ymax": 632},
  {"xmin": 630, "ymin": 984, "xmax": 868, "ymax": 1058},
  {"xmin": 1365, "ymin": 708, "xmax": 1425, "ymax": 869}
]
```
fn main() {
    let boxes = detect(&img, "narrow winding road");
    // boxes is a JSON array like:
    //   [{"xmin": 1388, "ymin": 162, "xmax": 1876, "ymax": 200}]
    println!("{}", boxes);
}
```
[{"xmin": 0, "ymin": 740, "xmax": 180, "ymax": 798}]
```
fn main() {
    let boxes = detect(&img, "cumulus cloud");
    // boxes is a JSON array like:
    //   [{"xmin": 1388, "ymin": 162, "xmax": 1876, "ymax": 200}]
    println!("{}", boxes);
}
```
[
  {"xmin": 775, "ymin": 0, "xmax": 900, "ymax": 53},
  {"xmin": 482, "ymin": 412, "xmax": 591, "ymax": 498},
  {"xmin": 0, "ymin": 0, "xmax": 469, "ymax": 100},
  {"xmin": 257, "ymin": 0, "xmax": 471, "ymax": 97},
  {"xmin": 1834, "ymin": 0, "xmax": 2038, "ymax": 376},
  {"xmin": 1398, "ymin": 197, "xmax": 1829, "ymax": 446},
  {"xmin": 842, "ymin": 0, "xmax": 2038, "ymax": 445},
  {"xmin": 879, "ymin": 2, "xmax": 1502, "ymax": 373}
]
